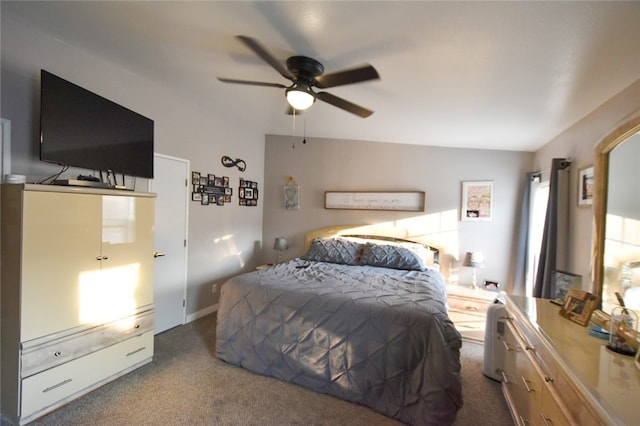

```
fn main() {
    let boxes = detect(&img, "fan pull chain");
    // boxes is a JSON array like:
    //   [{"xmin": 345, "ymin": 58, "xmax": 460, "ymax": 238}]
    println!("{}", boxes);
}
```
[
  {"xmin": 292, "ymin": 108, "xmax": 296, "ymax": 149},
  {"xmin": 303, "ymin": 113, "xmax": 307, "ymax": 145}
]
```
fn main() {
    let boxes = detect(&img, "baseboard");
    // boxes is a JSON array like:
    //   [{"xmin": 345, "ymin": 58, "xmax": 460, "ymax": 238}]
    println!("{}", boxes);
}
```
[{"xmin": 186, "ymin": 304, "xmax": 218, "ymax": 324}]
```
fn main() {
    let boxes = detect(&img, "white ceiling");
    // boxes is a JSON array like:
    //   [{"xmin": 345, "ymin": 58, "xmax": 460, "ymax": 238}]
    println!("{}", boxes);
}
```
[{"xmin": 4, "ymin": 1, "xmax": 640, "ymax": 152}]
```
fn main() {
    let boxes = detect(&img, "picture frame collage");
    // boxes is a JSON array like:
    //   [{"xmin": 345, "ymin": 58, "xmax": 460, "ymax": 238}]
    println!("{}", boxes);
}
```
[
  {"xmin": 191, "ymin": 171, "xmax": 232, "ymax": 206},
  {"xmin": 238, "ymin": 178, "xmax": 259, "ymax": 207}
]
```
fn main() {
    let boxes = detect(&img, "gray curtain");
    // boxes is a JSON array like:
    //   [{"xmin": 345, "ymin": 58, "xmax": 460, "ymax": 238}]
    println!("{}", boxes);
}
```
[
  {"xmin": 512, "ymin": 172, "xmax": 538, "ymax": 296},
  {"xmin": 534, "ymin": 158, "xmax": 571, "ymax": 298}
]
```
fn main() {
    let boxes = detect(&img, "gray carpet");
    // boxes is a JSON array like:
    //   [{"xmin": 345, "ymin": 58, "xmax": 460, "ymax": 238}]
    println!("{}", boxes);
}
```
[{"xmin": 26, "ymin": 314, "xmax": 512, "ymax": 425}]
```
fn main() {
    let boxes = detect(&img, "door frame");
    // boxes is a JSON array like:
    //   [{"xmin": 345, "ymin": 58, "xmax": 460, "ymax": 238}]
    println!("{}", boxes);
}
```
[{"xmin": 148, "ymin": 153, "xmax": 190, "ymax": 329}]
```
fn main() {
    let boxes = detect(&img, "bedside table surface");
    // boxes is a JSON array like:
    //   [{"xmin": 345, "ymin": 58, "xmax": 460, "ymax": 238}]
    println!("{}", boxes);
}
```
[
  {"xmin": 446, "ymin": 284, "xmax": 501, "ymax": 302},
  {"xmin": 446, "ymin": 285, "xmax": 502, "ymax": 343}
]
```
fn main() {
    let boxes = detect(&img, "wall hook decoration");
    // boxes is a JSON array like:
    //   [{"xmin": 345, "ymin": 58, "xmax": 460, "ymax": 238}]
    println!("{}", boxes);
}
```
[{"xmin": 221, "ymin": 156, "xmax": 246, "ymax": 172}]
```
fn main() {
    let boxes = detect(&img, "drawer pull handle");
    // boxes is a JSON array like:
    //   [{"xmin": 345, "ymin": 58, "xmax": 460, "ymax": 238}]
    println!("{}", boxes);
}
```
[
  {"xmin": 126, "ymin": 347, "xmax": 146, "ymax": 357},
  {"xmin": 135, "ymin": 324, "xmax": 141, "ymax": 329},
  {"xmin": 54, "ymin": 351, "xmax": 62, "ymax": 357},
  {"xmin": 539, "ymin": 413, "xmax": 552, "ymax": 426},
  {"xmin": 519, "ymin": 416, "xmax": 533, "ymax": 425},
  {"xmin": 43, "ymin": 378, "xmax": 72, "ymax": 393},
  {"xmin": 500, "ymin": 370, "xmax": 510, "ymax": 384},
  {"xmin": 521, "ymin": 376, "xmax": 535, "ymax": 393},
  {"xmin": 502, "ymin": 341, "xmax": 513, "ymax": 351},
  {"xmin": 544, "ymin": 375, "xmax": 554, "ymax": 383}
]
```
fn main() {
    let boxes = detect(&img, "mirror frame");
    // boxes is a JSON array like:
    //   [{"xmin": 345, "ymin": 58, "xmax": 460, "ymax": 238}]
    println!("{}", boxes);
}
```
[{"xmin": 592, "ymin": 115, "xmax": 640, "ymax": 303}]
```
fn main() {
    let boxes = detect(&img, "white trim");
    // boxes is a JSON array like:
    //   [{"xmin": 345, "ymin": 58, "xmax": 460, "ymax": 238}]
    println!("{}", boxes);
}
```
[
  {"xmin": 186, "ymin": 304, "xmax": 218, "ymax": 323},
  {"xmin": 1, "ymin": 118, "xmax": 12, "ymax": 180}
]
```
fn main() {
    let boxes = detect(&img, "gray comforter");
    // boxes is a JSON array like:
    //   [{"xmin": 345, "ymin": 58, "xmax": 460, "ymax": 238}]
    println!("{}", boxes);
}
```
[{"xmin": 215, "ymin": 260, "xmax": 462, "ymax": 425}]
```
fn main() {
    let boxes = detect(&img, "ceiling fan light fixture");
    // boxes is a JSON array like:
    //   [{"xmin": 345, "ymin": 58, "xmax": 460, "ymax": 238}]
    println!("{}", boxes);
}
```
[{"xmin": 286, "ymin": 84, "xmax": 316, "ymax": 110}]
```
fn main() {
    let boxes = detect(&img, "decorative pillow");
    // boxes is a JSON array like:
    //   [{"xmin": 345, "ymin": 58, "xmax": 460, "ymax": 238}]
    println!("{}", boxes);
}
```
[
  {"xmin": 301, "ymin": 237, "xmax": 364, "ymax": 265},
  {"xmin": 360, "ymin": 242, "xmax": 428, "ymax": 271}
]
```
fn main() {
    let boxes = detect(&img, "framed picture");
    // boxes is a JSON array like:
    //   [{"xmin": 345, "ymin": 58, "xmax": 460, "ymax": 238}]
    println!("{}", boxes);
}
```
[
  {"xmin": 191, "ymin": 171, "xmax": 201, "ymax": 185},
  {"xmin": 578, "ymin": 166, "xmax": 594, "ymax": 206},
  {"xmin": 559, "ymin": 288, "xmax": 597, "ymax": 326},
  {"xmin": 483, "ymin": 280, "xmax": 500, "ymax": 291},
  {"xmin": 461, "ymin": 181, "xmax": 493, "ymax": 221},
  {"xmin": 284, "ymin": 185, "xmax": 300, "ymax": 210},
  {"xmin": 324, "ymin": 191, "xmax": 425, "ymax": 211},
  {"xmin": 552, "ymin": 270, "xmax": 582, "ymax": 305}
]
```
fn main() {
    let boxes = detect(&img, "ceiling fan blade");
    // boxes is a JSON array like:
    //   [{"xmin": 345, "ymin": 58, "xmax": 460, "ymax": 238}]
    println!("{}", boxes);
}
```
[
  {"xmin": 236, "ymin": 35, "xmax": 295, "ymax": 81},
  {"xmin": 314, "ymin": 64, "xmax": 379, "ymax": 89},
  {"xmin": 217, "ymin": 77, "xmax": 287, "ymax": 89},
  {"xmin": 316, "ymin": 92, "xmax": 374, "ymax": 118}
]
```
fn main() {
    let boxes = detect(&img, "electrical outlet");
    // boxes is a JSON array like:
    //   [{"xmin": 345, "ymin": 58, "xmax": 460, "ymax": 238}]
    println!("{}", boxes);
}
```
[{"xmin": 212, "ymin": 284, "xmax": 217, "ymax": 294}]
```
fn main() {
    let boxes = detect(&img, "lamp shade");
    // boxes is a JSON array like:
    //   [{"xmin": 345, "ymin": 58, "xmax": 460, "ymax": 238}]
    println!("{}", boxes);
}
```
[
  {"xmin": 463, "ymin": 251, "xmax": 485, "ymax": 268},
  {"xmin": 273, "ymin": 237, "xmax": 289, "ymax": 251}
]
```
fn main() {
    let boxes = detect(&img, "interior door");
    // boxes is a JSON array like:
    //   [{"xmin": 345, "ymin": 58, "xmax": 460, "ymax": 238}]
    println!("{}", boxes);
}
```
[{"xmin": 149, "ymin": 154, "xmax": 189, "ymax": 333}]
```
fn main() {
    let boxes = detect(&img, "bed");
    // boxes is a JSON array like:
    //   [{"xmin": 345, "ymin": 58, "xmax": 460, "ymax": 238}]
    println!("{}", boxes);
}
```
[{"xmin": 215, "ymin": 226, "xmax": 462, "ymax": 425}]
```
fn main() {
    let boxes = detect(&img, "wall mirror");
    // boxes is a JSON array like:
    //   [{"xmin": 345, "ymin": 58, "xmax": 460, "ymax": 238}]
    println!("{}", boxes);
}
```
[{"xmin": 593, "ymin": 116, "xmax": 640, "ymax": 314}]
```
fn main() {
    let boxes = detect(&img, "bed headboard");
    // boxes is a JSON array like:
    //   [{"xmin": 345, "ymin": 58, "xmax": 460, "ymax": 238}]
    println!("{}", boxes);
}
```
[{"xmin": 304, "ymin": 224, "xmax": 443, "ymax": 269}]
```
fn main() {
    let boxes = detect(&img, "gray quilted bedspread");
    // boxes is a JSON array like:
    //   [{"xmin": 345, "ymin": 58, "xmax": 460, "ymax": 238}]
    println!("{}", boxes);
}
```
[{"xmin": 215, "ymin": 260, "xmax": 462, "ymax": 425}]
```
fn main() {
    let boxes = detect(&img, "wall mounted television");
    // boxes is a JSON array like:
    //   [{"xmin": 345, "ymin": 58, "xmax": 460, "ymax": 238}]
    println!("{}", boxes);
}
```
[{"xmin": 40, "ymin": 69, "xmax": 154, "ymax": 179}]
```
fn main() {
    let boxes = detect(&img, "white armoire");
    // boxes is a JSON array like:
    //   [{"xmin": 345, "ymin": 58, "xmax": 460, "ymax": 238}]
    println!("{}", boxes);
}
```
[{"xmin": 1, "ymin": 184, "xmax": 156, "ymax": 425}]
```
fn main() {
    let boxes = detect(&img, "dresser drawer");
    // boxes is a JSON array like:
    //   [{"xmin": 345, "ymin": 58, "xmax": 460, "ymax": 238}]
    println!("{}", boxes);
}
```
[
  {"xmin": 21, "ymin": 309, "xmax": 154, "ymax": 378},
  {"xmin": 21, "ymin": 331, "xmax": 153, "ymax": 420}
]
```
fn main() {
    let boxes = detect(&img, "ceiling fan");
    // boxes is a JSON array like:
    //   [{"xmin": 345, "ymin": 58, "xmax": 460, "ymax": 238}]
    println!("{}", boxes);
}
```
[{"xmin": 217, "ymin": 35, "xmax": 380, "ymax": 118}]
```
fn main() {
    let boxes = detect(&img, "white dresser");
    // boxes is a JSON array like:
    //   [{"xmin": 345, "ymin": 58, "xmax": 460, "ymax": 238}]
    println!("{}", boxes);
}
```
[
  {"xmin": 1, "ymin": 184, "xmax": 156, "ymax": 425},
  {"xmin": 502, "ymin": 294, "xmax": 639, "ymax": 425}
]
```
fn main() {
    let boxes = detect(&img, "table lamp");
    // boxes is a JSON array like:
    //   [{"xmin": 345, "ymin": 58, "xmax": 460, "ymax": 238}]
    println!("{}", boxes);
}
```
[
  {"xmin": 273, "ymin": 237, "xmax": 289, "ymax": 263},
  {"xmin": 463, "ymin": 251, "xmax": 485, "ymax": 289}
]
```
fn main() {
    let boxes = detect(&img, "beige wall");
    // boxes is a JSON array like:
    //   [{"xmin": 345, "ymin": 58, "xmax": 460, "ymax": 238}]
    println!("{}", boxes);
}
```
[
  {"xmin": 534, "ymin": 79, "xmax": 640, "ymax": 291},
  {"xmin": 262, "ymin": 135, "xmax": 533, "ymax": 289}
]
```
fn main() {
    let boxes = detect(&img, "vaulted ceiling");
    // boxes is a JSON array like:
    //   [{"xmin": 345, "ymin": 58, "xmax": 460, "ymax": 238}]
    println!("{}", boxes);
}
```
[{"xmin": 3, "ymin": 1, "xmax": 640, "ymax": 151}]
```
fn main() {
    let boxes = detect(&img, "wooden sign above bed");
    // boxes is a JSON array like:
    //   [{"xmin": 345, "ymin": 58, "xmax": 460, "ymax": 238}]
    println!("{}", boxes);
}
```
[{"xmin": 324, "ymin": 191, "xmax": 425, "ymax": 211}]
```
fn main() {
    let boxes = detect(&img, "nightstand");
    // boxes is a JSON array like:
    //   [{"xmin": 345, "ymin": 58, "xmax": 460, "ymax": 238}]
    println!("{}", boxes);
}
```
[{"xmin": 446, "ymin": 284, "xmax": 500, "ymax": 343}]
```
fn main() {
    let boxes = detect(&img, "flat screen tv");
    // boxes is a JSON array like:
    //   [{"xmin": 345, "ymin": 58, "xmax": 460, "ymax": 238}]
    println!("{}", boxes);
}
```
[{"xmin": 40, "ymin": 70, "xmax": 154, "ymax": 179}]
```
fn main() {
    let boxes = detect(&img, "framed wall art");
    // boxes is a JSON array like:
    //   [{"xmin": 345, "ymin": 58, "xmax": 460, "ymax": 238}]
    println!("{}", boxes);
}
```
[
  {"xmin": 191, "ymin": 171, "xmax": 231, "ymax": 206},
  {"xmin": 324, "ymin": 191, "xmax": 425, "ymax": 211},
  {"xmin": 461, "ymin": 181, "xmax": 493, "ymax": 221},
  {"xmin": 239, "ymin": 178, "xmax": 259, "ymax": 206},
  {"xmin": 578, "ymin": 166, "xmax": 594, "ymax": 206},
  {"xmin": 284, "ymin": 185, "xmax": 300, "ymax": 210}
]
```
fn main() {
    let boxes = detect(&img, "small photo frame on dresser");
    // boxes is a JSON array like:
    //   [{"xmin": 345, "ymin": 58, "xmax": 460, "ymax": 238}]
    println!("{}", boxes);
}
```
[{"xmin": 559, "ymin": 288, "xmax": 597, "ymax": 326}]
